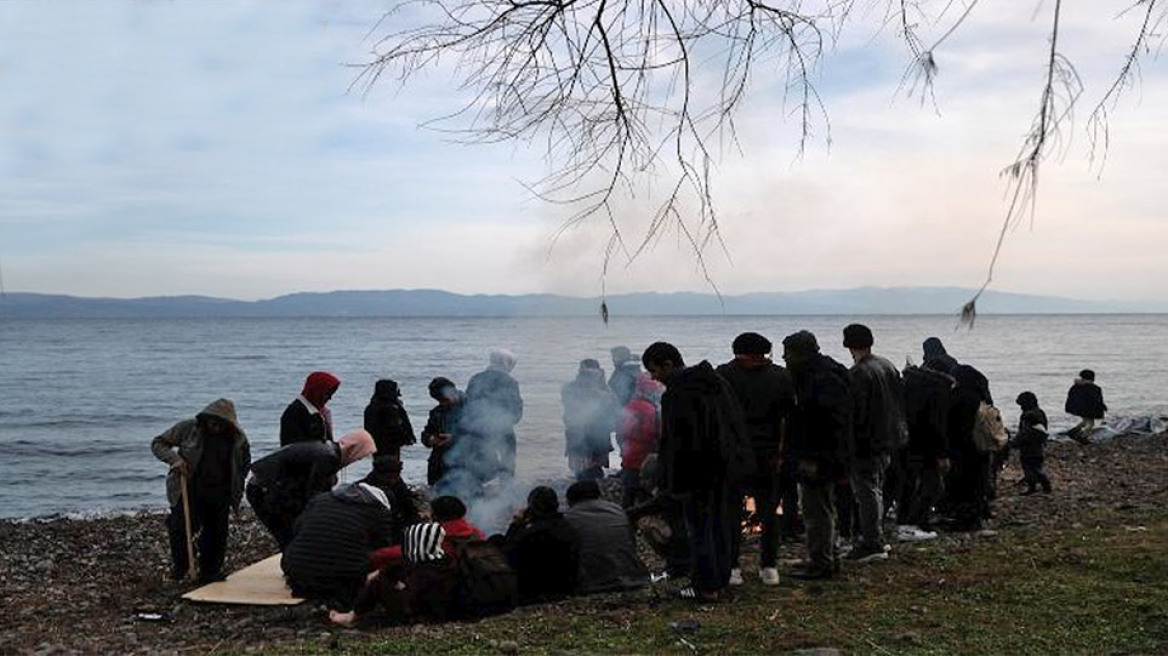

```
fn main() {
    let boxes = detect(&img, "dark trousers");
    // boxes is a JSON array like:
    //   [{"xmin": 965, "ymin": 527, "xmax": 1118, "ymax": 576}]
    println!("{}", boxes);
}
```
[
  {"xmin": 731, "ymin": 471, "xmax": 781, "ymax": 569},
  {"xmin": 800, "ymin": 478, "xmax": 837, "ymax": 573},
  {"xmin": 246, "ymin": 480, "xmax": 301, "ymax": 550},
  {"xmin": 777, "ymin": 460, "xmax": 802, "ymax": 539},
  {"xmin": 620, "ymin": 468, "xmax": 649, "ymax": 509},
  {"xmin": 681, "ymin": 484, "xmax": 735, "ymax": 594},
  {"xmin": 946, "ymin": 449, "xmax": 989, "ymax": 530},
  {"xmin": 897, "ymin": 453, "xmax": 945, "ymax": 528},
  {"xmin": 167, "ymin": 494, "xmax": 230, "ymax": 580},
  {"xmin": 1020, "ymin": 455, "xmax": 1051, "ymax": 492}
]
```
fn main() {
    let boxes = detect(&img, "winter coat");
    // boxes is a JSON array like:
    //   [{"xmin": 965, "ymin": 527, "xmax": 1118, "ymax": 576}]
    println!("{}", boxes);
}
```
[
  {"xmin": 619, "ymin": 397, "xmax": 659, "ymax": 471},
  {"xmin": 608, "ymin": 361, "xmax": 643, "ymax": 407},
  {"xmin": 420, "ymin": 394, "xmax": 465, "ymax": 485},
  {"xmin": 280, "ymin": 398, "xmax": 329, "ymax": 447},
  {"xmin": 370, "ymin": 517, "xmax": 486, "ymax": 571},
  {"xmin": 848, "ymin": 353, "xmax": 907, "ymax": 459},
  {"xmin": 464, "ymin": 367, "xmax": 523, "ymax": 439},
  {"xmin": 947, "ymin": 365, "xmax": 993, "ymax": 454},
  {"xmin": 788, "ymin": 354, "xmax": 852, "ymax": 476},
  {"xmin": 501, "ymin": 512, "xmax": 581, "ymax": 602},
  {"xmin": 281, "ymin": 483, "xmax": 393, "ymax": 598},
  {"xmin": 564, "ymin": 498, "xmax": 648, "ymax": 594},
  {"xmin": 1065, "ymin": 381, "xmax": 1107, "ymax": 420},
  {"xmin": 658, "ymin": 361, "xmax": 755, "ymax": 494},
  {"xmin": 562, "ymin": 370, "xmax": 618, "ymax": 458},
  {"xmin": 249, "ymin": 441, "xmax": 342, "ymax": 501},
  {"xmin": 151, "ymin": 398, "xmax": 251, "ymax": 511},
  {"xmin": 902, "ymin": 365, "xmax": 953, "ymax": 460},
  {"xmin": 1013, "ymin": 407, "xmax": 1049, "ymax": 459},
  {"xmin": 715, "ymin": 357, "xmax": 796, "ymax": 459},
  {"xmin": 364, "ymin": 380, "xmax": 417, "ymax": 453}
]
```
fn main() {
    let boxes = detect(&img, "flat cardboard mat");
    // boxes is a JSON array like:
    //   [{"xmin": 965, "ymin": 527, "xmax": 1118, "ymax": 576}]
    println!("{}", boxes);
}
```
[{"xmin": 182, "ymin": 554, "xmax": 304, "ymax": 605}]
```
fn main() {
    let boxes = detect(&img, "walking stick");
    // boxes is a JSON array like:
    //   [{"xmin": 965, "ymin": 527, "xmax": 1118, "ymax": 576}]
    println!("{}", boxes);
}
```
[{"xmin": 180, "ymin": 470, "xmax": 197, "ymax": 581}]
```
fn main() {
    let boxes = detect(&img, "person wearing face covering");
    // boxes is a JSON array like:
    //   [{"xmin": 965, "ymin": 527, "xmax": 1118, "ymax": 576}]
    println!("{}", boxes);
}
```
[
  {"xmin": 464, "ymin": 349, "xmax": 524, "ymax": 482},
  {"xmin": 281, "ymin": 371, "xmax": 341, "ymax": 446},
  {"xmin": 363, "ymin": 378, "xmax": 416, "ymax": 461},
  {"xmin": 247, "ymin": 429, "xmax": 377, "ymax": 549}
]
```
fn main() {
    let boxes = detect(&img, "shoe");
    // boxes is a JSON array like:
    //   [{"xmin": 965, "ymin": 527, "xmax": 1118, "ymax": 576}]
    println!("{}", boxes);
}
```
[
  {"xmin": 789, "ymin": 566, "xmax": 834, "ymax": 581},
  {"xmin": 677, "ymin": 587, "xmax": 720, "ymax": 602},
  {"xmin": 1020, "ymin": 488, "xmax": 1037, "ymax": 496},
  {"xmin": 197, "ymin": 571, "xmax": 227, "ymax": 585},
  {"xmin": 896, "ymin": 525, "xmax": 938, "ymax": 543},
  {"xmin": 759, "ymin": 567, "xmax": 780, "ymax": 586},
  {"xmin": 844, "ymin": 545, "xmax": 889, "ymax": 563},
  {"xmin": 728, "ymin": 568, "xmax": 744, "ymax": 586}
]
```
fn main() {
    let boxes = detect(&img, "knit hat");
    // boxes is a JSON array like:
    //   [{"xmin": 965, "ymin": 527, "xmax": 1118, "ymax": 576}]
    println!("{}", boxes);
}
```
[
  {"xmin": 1079, "ymin": 369, "xmax": 1096, "ymax": 381},
  {"xmin": 781, "ymin": 331, "xmax": 820, "ymax": 356},
  {"xmin": 404, "ymin": 522, "xmax": 447, "ymax": 563}
]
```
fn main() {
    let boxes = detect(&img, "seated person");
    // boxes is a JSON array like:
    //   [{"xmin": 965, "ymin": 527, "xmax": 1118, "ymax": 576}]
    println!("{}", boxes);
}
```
[
  {"xmin": 625, "ymin": 454, "xmax": 690, "ymax": 579},
  {"xmin": 342, "ymin": 522, "xmax": 460, "ymax": 626},
  {"xmin": 563, "ymin": 480, "xmax": 649, "ymax": 594},
  {"xmin": 280, "ymin": 482, "xmax": 393, "ymax": 616},
  {"xmin": 1064, "ymin": 369, "xmax": 1107, "ymax": 444},
  {"xmin": 361, "ymin": 454, "xmax": 423, "ymax": 546},
  {"xmin": 496, "ymin": 486, "xmax": 580, "ymax": 603},
  {"xmin": 370, "ymin": 495, "xmax": 485, "ymax": 570}
]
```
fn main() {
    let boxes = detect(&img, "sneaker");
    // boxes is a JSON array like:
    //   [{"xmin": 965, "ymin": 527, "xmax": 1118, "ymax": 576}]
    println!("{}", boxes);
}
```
[
  {"xmin": 844, "ymin": 545, "xmax": 889, "ymax": 563},
  {"xmin": 728, "ymin": 568, "xmax": 744, "ymax": 586},
  {"xmin": 896, "ymin": 525, "xmax": 938, "ymax": 543},
  {"xmin": 759, "ymin": 567, "xmax": 780, "ymax": 586}
]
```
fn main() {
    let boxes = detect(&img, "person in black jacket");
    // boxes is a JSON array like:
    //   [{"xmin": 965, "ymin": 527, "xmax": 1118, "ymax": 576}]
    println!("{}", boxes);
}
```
[
  {"xmin": 781, "ymin": 330, "xmax": 851, "ymax": 580},
  {"xmin": 281, "ymin": 482, "xmax": 394, "ymax": 615},
  {"xmin": 1065, "ymin": 369, "xmax": 1107, "ymax": 445},
  {"xmin": 897, "ymin": 365, "xmax": 953, "ymax": 530},
  {"xmin": 363, "ymin": 379, "xmax": 416, "ymax": 461},
  {"xmin": 1012, "ymin": 391, "xmax": 1051, "ymax": 494},
  {"xmin": 945, "ymin": 364, "xmax": 994, "ymax": 531},
  {"xmin": 643, "ymin": 341, "xmax": 753, "ymax": 601},
  {"xmin": 420, "ymin": 377, "xmax": 466, "ymax": 489},
  {"xmin": 247, "ymin": 429, "xmax": 377, "ymax": 549},
  {"xmin": 716, "ymin": 332, "xmax": 795, "ymax": 586},
  {"xmin": 280, "ymin": 371, "xmax": 341, "ymax": 446},
  {"xmin": 496, "ymin": 486, "xmax": 581, "ymax": 603}
]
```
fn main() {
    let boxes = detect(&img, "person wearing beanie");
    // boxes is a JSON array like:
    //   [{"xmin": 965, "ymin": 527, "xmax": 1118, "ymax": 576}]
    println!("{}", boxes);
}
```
[
  {"xmin": 281, "ymin": 371, "xmax": 341, "ymax": 446},
  {"xmin": 1064, "ymin": 369, "xmax": 1107, "ymax": 445},
  {"xmin": 464, "ymin": 349, "xmax": 524, "ymax": 483},
  {"xmin": 716, "ymin": 332, "xmax": 796, "ymax": 586},
  {"xmin": 420, "ymin": 377, "xmax": 467, "ymax": 488},
  {"xmin": 841, "ymin": 324, "xmax": 905, "ymax": 564},
  {"xmin": 781, "ymin": 330, "xmax": 852, "ymax": 580},
  {"xmin": 1012, "ymin": 392, "xmax": 1051, "ymax": 494}
]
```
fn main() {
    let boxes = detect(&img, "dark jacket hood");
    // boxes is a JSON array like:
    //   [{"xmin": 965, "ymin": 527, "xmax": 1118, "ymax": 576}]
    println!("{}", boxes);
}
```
[
  {"xmin": 196, "ymin": 398, "xmax": 245, "ymax": 437},
  {"xmin": 371, "ymin": 379, "xmax": 401, "ymax": 403},
  {"xmin": 666, "ymin": 360, "xmax": 724, "ymax": 395}
]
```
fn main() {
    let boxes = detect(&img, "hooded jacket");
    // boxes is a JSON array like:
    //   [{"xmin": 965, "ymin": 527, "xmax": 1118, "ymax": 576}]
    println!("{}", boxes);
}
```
[
  {"xmin": 464, "ymin": 367, "xmax": 524, "ymax": 439},
  {"xmin": 563, "ymin": 498, "xmax": 648, "ymax": 594},
  {"xmin": 1065, "ymin": 380, "xmax": 1107, "ymax": 419},
  {"xmin": 1013, "ymin": 393, "xmax": 1049, "ymax": 459},
  {"xmin": 151, "ymin": 398, "xmax": 251, "ymax": 511},
  {"xmin": 281, "ymin": 482, "xmax": 393, "ymax": 591},
  {"xmin": 562, "ymin": 369, "xmax": 618, "ymax": 458},
  {"xmin": 715, "ymin": 357, "xmax": 796, "ymax": 459},
  {"xmin": 787, "ymin": 354, "xmax": 852, "ymax": 475},
  {"xmin": 848, "ymin": 353, "xmax": 907, "ymax": 458},
  {"xmin": 902, "ymin": 365, "xmax": 953, "ymax": 460},
  {"xmin": 658, "ymin": 361, "xmax": 754, "ymax": 493},
  {"xmin": 608, "ymin": 360, "xmax": 643, "ymax": 407},
  {"xmin": 248, "ymin": 440, "xmax": 342, "ymax": 499},
  {"xmin": 364, "ymin": 379, "xmax": 417, "ymax": 453},
  {"xmin": 618, "ymin": 375, "xmax": 662, "ymax": 471}
]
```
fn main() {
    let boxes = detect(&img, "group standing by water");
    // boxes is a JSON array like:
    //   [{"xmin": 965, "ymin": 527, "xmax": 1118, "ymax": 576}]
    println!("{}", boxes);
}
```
[{"xmin": 151, "ymin": 325, "xmax": 1108, "ymax": 618}]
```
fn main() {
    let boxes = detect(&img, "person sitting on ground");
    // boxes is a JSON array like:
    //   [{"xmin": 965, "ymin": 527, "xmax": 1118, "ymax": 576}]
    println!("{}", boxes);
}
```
[
  {"xmin": 563, "ymin": 480, "xmax": 649, "ymax": 594},
  {"xmin": 1064, "ymin": 369, "xmax": 1107, "ymax": 445},
  {"xmin": 281, "ymin": 371, "xmax": 340, "ymax": 446},
  {"xmin": 617, "ymin": 372, "xmax": 663, "ymax": 508},
  {"xmin": 363, "ymin": 378, "xmax": 416, "ymax": 462},
  {"xmin": 151, "ymin": 398, "xmax": 251, "ymax": 583},
  {"xmin": 281, "ymin": 481, "xmax": 394, "ymax": 619},
  {"xmin": 247, "ymin": 429, "xmax": 376, "ymax": 549},
  {"xmin": 1012, "ymin": 392, "xmax": 1052, "ymax": 495},
  {"xmin": 361, "ymin": 454, "xmax": 423, "ymax": 546},
  {"xmin": 420, "ymin": 377, "xmax": 466, "ymax": 489},
  {"xmin": 496, "ymin": 486, "xmax": 581, "ymax": 603},
  {"xmin": 343, "ymin": 522, "xmax": 460, "ymax": 626},
  {"xmin": 369, "ymin": 494, "xmax": 485, "ymax": 571}
]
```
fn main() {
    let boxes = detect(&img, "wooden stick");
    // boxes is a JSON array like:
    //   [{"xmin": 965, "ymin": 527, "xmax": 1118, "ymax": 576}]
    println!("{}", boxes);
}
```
[{"xmin": 180, "ymin": 470, "xmax": 197, "ymax": 580}]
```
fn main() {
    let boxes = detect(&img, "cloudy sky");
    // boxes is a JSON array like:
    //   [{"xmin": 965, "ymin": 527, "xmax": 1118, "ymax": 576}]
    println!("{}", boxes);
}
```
[{"xmin": 1, "ymin": 1, "xmax": 1164, "ymax": 302}]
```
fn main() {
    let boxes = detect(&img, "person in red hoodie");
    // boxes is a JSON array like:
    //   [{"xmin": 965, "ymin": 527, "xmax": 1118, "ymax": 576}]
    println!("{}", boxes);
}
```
[
  {"xmin": 369, "ymin": 495, "xmax": 485, "ymax": 570},
  {"xmin": 618, "ymin": 372, "xmax": 664, "ymax": 508}
]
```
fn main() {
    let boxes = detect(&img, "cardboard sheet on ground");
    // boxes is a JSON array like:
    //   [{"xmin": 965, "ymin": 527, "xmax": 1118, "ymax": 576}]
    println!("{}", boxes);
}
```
[{"xmin": 182, "ymin": 554, "xmax": 304, "ymax": 605}]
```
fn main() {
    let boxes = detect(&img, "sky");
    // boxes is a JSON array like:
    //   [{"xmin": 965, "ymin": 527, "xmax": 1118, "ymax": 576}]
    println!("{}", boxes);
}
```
[{"xmin": 1, "ymin": 1, "xmax": 1165, "ymax": 303}]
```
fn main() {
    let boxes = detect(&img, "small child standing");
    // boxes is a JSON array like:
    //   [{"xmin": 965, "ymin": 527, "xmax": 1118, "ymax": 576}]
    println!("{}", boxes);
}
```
[{"xmin": 1013, "ymin": 392, "xmax": 1051, "ymax": 495}]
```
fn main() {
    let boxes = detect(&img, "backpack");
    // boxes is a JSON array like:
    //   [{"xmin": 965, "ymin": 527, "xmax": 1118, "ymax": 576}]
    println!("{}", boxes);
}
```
[
  {"xmin": 452, "ymin": 539, "xmax": 518, "ymax": 618},
  {"xmin": 972, "ymin": 402, "xmax": 1008, "ymax": 453}
]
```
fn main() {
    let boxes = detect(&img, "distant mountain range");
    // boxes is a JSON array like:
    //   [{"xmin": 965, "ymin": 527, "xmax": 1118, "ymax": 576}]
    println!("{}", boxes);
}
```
[{"xmin": 1, "ymin": 287, "xmax": 1163, "ymax": 319}]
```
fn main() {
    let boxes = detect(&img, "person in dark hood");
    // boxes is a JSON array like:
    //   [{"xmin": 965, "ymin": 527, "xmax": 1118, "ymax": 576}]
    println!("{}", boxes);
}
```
[
  {"xmin": 363, "ymin": 378, "xmax": 416, "ymax": 461},
  {"xmin": 362, "ymin": 454, "xmax": 423, "ymax": 544},
  {"xmin": 151, "ymin": 399, "xmax": 251, "ymax": 583},
  {"xmin": 281, "ymin": 371, "xmax": 340, "ymax": 446},
  {"xmin": 842, "ymin": 324, "xmax": 905, "ymax": 563},
  {"xmin": 897, "ymin": 363, "xmax": 954, "ymax": 530},
  {"xmin": 1012, "ymin": 391, "xmax": 1051, "ymax": 494},
  {"xmin": 247, "ymin": 429, "xmax": 377, "ymax": 549},
  {"xmin": 608, "ymin": 346, "xmax": 643, "ymax": 406},
  {"xmin": 643, "ymin": 341, "xmax": 753, "ymax": 601},
  {"xmin": 716, "ymin": 331, "xmax": 795, "ymax": 586},
  {"xmin": 463, "ymin": 349, "xmax": 524, "ymax": 482},
  {"xmin": 497, "ymin": 486, "xmax": 581, "ymax": 603},
  {"xmin": 420, "ymin": 376, "xmax": 466, "ymax": 488},
  {"xmin": 1064, "ymin": 369, "xmax": 1107, "ymax": 445},
  {"xmin": 562, "ymin": 359, "xmax": 619, "ymax": 481},
  {"xmin": 945, "ymin": 364, "xmax": 995, "ymax": 531},
  {"xmin": 281, "ymin": 481, "xmax": 394, "ymax": 617},
  {"xmin": 781, "ymin": 330, "xmax": 851, "ymax": 580},
  {"xmin": 922, "ymin": 337, "xmax": 959, "ymax": 375}
]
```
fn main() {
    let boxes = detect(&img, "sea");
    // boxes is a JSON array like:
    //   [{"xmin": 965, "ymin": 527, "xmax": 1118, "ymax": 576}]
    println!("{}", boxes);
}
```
[{"xmin": 2, "ymin": 314, "xmax": 1166, "ymax": 520}]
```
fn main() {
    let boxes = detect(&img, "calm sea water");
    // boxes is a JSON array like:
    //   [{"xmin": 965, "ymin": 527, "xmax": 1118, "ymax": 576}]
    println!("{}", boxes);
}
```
[{"xmin": 2, "ymin": 315, "xmax": 1166, "ymax": 519}]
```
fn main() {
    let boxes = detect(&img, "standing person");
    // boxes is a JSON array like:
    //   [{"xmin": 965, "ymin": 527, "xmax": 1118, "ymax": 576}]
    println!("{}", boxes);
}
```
[
  {"xmin": 716, "ymin": 331, "xmax": 796, "ymax": 587},
  {"xmin": 842, "ymin": 324, "xmax": 905, "ymax": 563},
  {"xmin": 1013, "ymin": 392, "xmax": 1052, "ymax": 494},
  {"xmin": 945, "ymin": 364, "xmax": 995, "ymax": 531},
  {"xmin": 608, "ymin": 346, "xmax": 643, "ymax": 407},
  {"xmin": 617, "ymin": 372, "xmax": 663, "ymax": 508},
  {"xmin": 642, "ymin": 341, "xmax": 754, "ymax": 601},
  {"xmin": 898, "ymin": 363, "xmax": 953, "ymax": 532},
  {"xmin": 246, "ymin": 429, "xmax": 377, "ymax": 549},
  {"xmin": 562, "ymin": 359, "xmax": 619, "ymax": 481},
  {"xmin": 420, "ymin": 377, "xmax": 465, "ymax": 489},
  {"xmin": 363, "ymin": 379, "xmax": 416, "ymax": 462},
  {"xmin": 464, "ymin": 349, "xmax": 524, "ymax": 482},
  {"xmin": 151, "ymin": 399, "xmax": 251, "ymax": 583},
  {"xmin": 781, "ymin": 331, "xmax": 852, "ymax": 580},
  {"xmin": 921, "ymin": 337, "xmax": 959, "ymax": 375},
  {"xmin": 1064, "ymin": 369, "xmax": 1107, "ymax": 445},
  {"xmin": 281, "ymin": 371, "xmax": 340, "ymax": 446}
]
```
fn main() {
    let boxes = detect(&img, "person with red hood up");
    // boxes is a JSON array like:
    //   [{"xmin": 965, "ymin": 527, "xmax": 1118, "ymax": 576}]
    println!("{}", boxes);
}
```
[
  {"xmin": 617, "ymin": 372, "xmax": 663, "ymax": 508},
  {"xmin": 281, "ymin": 371, "xmax": 340, "ymax": 447}
]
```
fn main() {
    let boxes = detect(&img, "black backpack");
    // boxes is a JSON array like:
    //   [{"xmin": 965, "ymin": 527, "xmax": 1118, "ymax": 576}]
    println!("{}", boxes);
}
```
[{"xmin": 452, "ymin": 538, "xmax": 518, "ymax": 618}]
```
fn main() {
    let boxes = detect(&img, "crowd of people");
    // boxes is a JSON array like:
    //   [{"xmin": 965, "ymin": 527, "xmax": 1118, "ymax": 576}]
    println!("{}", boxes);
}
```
[{"xmin": 151, "ymin": 327, "xmax": 1108, "ymax": 622}]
